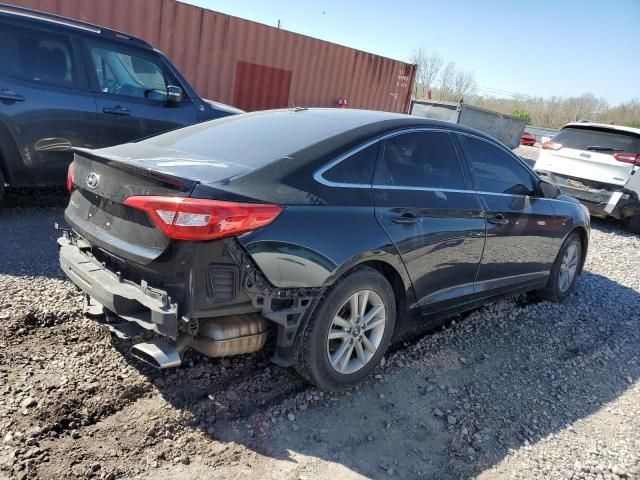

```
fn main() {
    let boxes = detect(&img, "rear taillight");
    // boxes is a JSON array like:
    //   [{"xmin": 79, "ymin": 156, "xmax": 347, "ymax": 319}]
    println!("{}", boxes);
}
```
[
  {"xmin": 123, "ymin": 196, "xmax": 283, "ymax": 241},
  {"xmin": 66, "ymin": 162, "xmax": 75, "ymax": 192},
  {"xmin": 542, "ymin": 141, "xmax": 563, "ymax": 151},
  {"xmin": 613, "ymin": 152, "xmax": 640, "ymax": 166}
]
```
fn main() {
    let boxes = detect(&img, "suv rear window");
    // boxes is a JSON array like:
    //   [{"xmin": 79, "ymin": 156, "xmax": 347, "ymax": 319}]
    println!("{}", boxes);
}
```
[{"xmin": 553, "ymin": 127, "xmax": 640, "ymax": 154}]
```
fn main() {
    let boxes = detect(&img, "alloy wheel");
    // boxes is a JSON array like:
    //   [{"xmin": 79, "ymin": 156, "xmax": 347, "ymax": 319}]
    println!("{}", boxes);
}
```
[
  {"xmin": 559, "ymin": 243, "xmax": 579, "ymax": 292},
  {"xmin": 326, "ymin": 289, "xmax": 386, "ymax": 375}
]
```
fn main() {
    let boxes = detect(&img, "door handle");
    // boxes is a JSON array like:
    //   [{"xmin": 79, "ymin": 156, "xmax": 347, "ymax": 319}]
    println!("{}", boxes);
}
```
[
  {"xmin": 0, "ymin": 91, "xmax": 25, "ymax": 102},
  {"xmin": 486, "ymin": 214, "xmax": 509, "ymax": 225},
  {"xmin": 103, "ymin": 107, "xmax": 131, "ymax": 116},
  {"xmin": 391, "ymin": 213, "xmax": 419, "ymax": 225}
]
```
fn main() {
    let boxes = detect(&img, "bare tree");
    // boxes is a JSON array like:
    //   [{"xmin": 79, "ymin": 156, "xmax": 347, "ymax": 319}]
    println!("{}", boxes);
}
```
[
  {"xmin": 452, "ymin": 69, "xmax": 477, "ymax": 101},
  {"xmin": 437, "ymin": 61, "xmax": 457, "ymax": 101},
  {"xmin": 410, "ymin": 47, "xmax": 443, "ymax": 99}
]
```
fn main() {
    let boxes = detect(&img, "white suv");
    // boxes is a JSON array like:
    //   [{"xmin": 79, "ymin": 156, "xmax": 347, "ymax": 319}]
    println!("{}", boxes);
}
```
[{"xmin": 534, "ymin": 122, "xmax": 640, "ymax": 233}]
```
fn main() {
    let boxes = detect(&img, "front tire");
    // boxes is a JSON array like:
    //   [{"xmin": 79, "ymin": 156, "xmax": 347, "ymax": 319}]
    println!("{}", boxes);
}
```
[
  {"xmin": 534, "ymin": 232, "xmax": 582, "ymax": 302},
  {"xmin": 295, "ymin": 267, "xmax": 396, "ymax": 391}
]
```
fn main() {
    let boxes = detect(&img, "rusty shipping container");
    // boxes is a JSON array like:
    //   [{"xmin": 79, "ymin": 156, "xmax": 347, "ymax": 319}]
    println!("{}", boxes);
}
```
[{"xmin": 6, "ymin": 0, "xmax": 416, "ymax": 113}]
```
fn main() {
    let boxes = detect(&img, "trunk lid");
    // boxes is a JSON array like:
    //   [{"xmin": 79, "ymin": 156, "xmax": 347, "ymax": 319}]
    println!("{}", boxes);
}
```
[
  {"xmin": 536, "ymin": 147, "xmax": 634, "ymax": 187},
  {"xmin": 65, "ymin": 144, "xmax": 253, "ymax": 265}
]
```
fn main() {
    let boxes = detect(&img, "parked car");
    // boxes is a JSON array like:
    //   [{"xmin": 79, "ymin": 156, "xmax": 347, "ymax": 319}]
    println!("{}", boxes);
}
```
[
  {"xmin": 0, "ymin": 3, "xmax": 241, "ymax": 202},
  {"xmin": 59, "ymin": 108, "xmax": 590, "ymax": 391},
  {"xmin": 520, "ymin": 131, "xmax": 536, "ymax": 146},
  {"xmin": 534, "ymin": 122, "xmax": 640, "ymax": 233}
]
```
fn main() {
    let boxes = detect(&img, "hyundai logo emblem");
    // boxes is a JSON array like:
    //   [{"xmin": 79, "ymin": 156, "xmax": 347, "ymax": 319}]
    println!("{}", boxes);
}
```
[{"xmin": 86, "ymin": 172, "xmax": 100, "ymax": 189}]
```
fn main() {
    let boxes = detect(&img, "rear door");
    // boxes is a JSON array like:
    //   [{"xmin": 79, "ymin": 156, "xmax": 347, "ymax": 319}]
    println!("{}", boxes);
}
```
[
  {"xmin": 535, "ymin": 126, "xmax": 640, "ymax": 187},
  {"xmin": 0, "ymin": 18, "xmax": 99, "ymax": 186},
  {"xmin": 456, "ymin": 133, "xmax": 559, "ymax": 294},
  {"xmin": 82, "ymin": 37, "xmax": 199, "ymax": 146},
  {"xmin": 373, "ymin": 129, "xmax": 486, "ymax": 314}
]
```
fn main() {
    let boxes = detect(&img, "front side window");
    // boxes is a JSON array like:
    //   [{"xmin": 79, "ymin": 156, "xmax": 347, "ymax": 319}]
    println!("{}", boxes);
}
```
[
  {"xmin": 322, "ymin": 143, "xmax": 378, "ymax": 184},
  {"xmin": 87, "ymin": 40, "xmax": 169, "ymax": 100},
  {"xmin": 0, "ymin": 23, "xmax": 76, "ymax": 86},
  {"xmin": 376, "ymin": 131, "xmax": 466, "ymax": 190},
  {"xmin": 458, "ymin": 135, "xmax": 535, "ymax": 196}
]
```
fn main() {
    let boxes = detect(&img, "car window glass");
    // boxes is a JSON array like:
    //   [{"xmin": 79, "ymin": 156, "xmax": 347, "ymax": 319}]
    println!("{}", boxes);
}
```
[
  {"xmin": 0, "ymin": 23, "xmax": 76, "ymax": 86},
  {"xmin": 552, "ymin": 127, "xmax": 640, "ymax": 153},
  {"xmin": 458, "ymin": 135, "xmax": 534, "ymax": 196},
  {"xmin": 87, "ymin": 41, "xmax": 168, "ymax": 100},
  {"xmin": 376, "ymin": 131, "xmax": 466, "ymax": 190},
  {"xmin": 323, "ymin": 143, "xmax": 378, "ymax": 184}
]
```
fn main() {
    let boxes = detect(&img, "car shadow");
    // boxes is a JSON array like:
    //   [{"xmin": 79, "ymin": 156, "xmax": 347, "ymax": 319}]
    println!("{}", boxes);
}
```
[
  {"xmin": 0, "ymin": 191, "xmax": 67, "ymax": 279},
  {"xmin": 114, "ymin": 267, "xmax": 639, "ymax": 479}
]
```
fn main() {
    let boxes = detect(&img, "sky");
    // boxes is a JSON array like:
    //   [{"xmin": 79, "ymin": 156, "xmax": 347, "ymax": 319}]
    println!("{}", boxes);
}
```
[{"xmin": 181, "ymin": 0, "xmax": 639, "ymax": 106}]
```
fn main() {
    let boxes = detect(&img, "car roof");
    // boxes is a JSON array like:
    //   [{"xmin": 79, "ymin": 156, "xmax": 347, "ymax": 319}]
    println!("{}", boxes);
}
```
[
  {"xmin": 0, "ymin": 2, "xmax": 152, "ymax": 48},
  {"xmin": 110, "ymin": 108, "xmax": 499, "ymax": 170},
  {"xmin": 564, "ymin": 122, "xmax": 640, "ymax": 136}
]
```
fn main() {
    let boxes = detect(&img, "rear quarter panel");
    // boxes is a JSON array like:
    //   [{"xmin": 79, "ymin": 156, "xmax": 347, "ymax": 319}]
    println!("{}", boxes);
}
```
[{"xmin": 237, "ymin": 204, "xmax": 413, "ymax": 292}]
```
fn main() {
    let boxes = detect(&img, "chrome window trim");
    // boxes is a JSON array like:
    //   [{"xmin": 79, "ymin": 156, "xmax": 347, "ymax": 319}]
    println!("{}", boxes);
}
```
[
  {"xmin": 313, "ymin": 127, "xmax": 572, "ymax": 203},
  {"xmin": 313, "ymin": 127, "xmax": 464, "ymax": 189}
]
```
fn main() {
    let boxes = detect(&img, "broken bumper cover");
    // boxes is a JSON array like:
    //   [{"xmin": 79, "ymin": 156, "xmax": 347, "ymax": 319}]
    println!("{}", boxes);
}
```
[
  {"xmin": 58, "ymin": 235, "xmax": 178, "ymax": 338},
  {"xmin": 536, "ymin": 170, "xmax": 640, "ymax": 219}
]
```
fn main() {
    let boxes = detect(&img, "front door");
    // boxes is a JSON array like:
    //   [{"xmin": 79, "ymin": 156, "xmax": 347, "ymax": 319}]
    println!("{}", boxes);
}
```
[
  {"xmin": 0, "ymin": 20, "xmax": 99, "ymax": 186},
  {"xmin": 373, "ymin": 130, "xmax": 486, "ymax": 314},
  {"xmin": 456, "ymin": 133, "xmax": 558, "ymax": 294},
  {"xmin": 82, "ymin": 38, "xmax": 199, "ymax": 147}
]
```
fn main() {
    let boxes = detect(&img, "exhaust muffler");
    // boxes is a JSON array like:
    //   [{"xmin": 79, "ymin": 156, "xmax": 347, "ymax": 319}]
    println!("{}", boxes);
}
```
[{"xmin": 130, "ymin": 314, "xmax": 269, "ymax": 369}]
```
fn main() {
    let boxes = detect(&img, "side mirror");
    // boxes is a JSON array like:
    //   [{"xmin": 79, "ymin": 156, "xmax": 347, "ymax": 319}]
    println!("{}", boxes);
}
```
[
  {"xmin": 539, "ymin": 179, "xmax": 561, "ymax": 199},
  {"xmin": 166, "ymin": 85, "xmax": 183, "ymax": 104}
]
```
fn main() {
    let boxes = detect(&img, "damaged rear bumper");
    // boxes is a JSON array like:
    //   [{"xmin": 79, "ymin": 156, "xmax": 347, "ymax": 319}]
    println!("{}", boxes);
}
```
[
  {"xmin": 58, "ymin": 234, "xmax": 179, "ymax": 338},
  {"xmin": 536, "ymin": 170, "xmax": 640, "ymax": 219}
]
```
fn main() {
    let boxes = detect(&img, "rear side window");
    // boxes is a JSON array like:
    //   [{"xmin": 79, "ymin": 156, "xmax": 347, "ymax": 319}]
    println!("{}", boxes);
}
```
[
  {"xmin": 376, "ymin": 131, "xmax": 466, "ymax": 190},
  {"xmin": 0, "ymin": 23, "xmax": 77, "ymax": 86},
  {"xmin": 87, "ymin": 39, "xmax": 171, "ymax": 101},
  {"xmin": 552, "ymin": 127, "xmax": 640, "ymax": 154},
  {"xmin": 323, "ymin": 143, "xmax": 378, "ymax": 184},
  {"xmin": 458, "ymin": 135, "xmax": 534, "ymax": 196}
]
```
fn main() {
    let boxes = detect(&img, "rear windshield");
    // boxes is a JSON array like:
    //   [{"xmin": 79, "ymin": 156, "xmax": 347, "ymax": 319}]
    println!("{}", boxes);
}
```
[{"xmin": 553, "ymin": 126, "xmax": 640, "ymax": 154}]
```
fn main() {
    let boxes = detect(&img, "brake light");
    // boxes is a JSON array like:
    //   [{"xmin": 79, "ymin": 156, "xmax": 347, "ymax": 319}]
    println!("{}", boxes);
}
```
[
  {"xmin": 123, "ymin": 196, "xmax": 283, "ymax": 241},
  {"xmin": 66, "ymin": 162, "xmax": 75, "ymax": 192},
  {"xmin": 542, "ymin": 141, "xmax": 563, "ymax": 151},
  {"xmin": 613, "ymin": 152, "xmax": 640, "ymax": 166}
]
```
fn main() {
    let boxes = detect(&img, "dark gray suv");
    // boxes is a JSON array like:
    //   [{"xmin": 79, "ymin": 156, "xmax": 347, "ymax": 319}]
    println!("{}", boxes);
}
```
[{"xmin": 0, "ymin": 3, "xmax": 241, "ymax": 201}]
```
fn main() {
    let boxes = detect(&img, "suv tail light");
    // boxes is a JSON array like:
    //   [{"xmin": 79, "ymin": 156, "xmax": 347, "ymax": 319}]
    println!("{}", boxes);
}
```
[
  {"xmin": 542, "ymin": 141, "xmax": 563, "ymax": 151},
  {"xmin": 613, "ymin": 152, "xmax": 640, "ymax": 166},
  {"xmin": 123, "ymin": 196, "xmax": 283, "ymax": 241},
  {"xmin": 66, "ymin": 162, "xmax": 75, "ymax": 192}
]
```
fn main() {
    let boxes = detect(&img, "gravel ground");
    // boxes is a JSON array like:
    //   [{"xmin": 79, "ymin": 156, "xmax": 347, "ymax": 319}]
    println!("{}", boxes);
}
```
[{"xmin": 1, "ymin": 168, "xmax": 639, "ymax": 479}]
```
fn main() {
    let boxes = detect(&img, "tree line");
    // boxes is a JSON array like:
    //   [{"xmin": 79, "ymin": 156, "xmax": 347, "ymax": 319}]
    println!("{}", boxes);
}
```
[{"xmin": 410, "ymin": 48, "xmax": 640, "ymax": 129}]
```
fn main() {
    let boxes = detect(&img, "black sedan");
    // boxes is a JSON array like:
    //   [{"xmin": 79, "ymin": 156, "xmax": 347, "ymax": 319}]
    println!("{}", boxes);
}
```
[{"xmin": 59, "ymin": 108, "xmax": 590, "ymax": 391}]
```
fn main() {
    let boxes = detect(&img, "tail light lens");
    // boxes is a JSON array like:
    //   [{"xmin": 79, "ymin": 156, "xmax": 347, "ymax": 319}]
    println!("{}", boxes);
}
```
[
  {"xmin": 123, "ymin": 196, "xmax": 283, "ymax": 241},
  {"xmin": 542, "ymin": 141, "xmax": 563, "ymax": 151},
  {"xmin": 66, "ymin": 162, "xmax": 75, "ymax": 192},
  {"xmin": 613, "ymin": 152, "xmax": 640, "ymax": 166}
]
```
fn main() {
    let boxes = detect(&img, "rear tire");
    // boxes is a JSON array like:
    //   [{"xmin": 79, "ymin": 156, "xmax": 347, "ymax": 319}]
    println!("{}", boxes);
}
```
[
  {"xmin": 295, "ymin": 267, "xmax": 396, "ymax": 391},
  {"xmin": 624, "ymin": 214, "xmax": 640, "ymax": 235},
  {"xmin": 533, "ymin": 232, "xmax": 582, "ymax": 302}
]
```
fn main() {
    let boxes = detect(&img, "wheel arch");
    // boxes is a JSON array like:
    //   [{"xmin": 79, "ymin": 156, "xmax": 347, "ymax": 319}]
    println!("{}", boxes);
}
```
[
  {"xmin": 566, "ymin": 225, "xmax": 589, "ymax": 274},
  {"xmin": 325, "ymin": 256, "xmax": 416, "ymax": 327}
]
